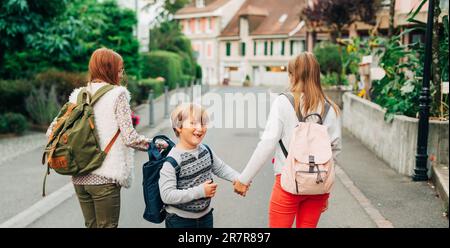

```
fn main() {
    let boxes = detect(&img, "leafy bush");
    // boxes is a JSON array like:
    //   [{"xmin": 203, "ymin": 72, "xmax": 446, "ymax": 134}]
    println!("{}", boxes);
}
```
[
  {"xmin": 0, "ymin": 79, "xmax": 32, "ymax": 115},
  {"xmin": 33, "ymin": 69, "xmax": 87, "ymax": 104},
  {"xmin": 321, "ymin": 73, "xmax": 348, "ymax": 87},
  {"xmin": 371, "ymin": 34, "xmax": 422, "ymax": 122},
  {"xmin": 195, "ymin": 64, "xmax": 202, "ymax": 80},
  {"xmin": 25, "ymin": 86, "xmax": 61, "ymax": 126},
  {"xmin": 0, "ymin": 113, "xmax": 29, "ymax": 135},
  {"xmin": 314, "ymin": 42, "xmax": 342, "ymax": 75},
  {"xmin": 181, "ymin": 75, "xmax": 194, "ymax": 87},
  {"xmin": 139, "ymin": 78, "xmax": 165, "ymax": 99},
  {"xmin": 141, "ymin": 51, "xmax": 183, "ymax": 90}
]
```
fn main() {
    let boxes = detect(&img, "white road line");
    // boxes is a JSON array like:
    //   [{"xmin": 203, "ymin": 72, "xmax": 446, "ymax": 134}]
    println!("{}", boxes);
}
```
[
  {"xmin": 335, "ymin": 164, "xmax": 394, "ymax": 228},
  {"xmin": 0, "ymin": 119, "xmax": 171, "ymax": 228}
]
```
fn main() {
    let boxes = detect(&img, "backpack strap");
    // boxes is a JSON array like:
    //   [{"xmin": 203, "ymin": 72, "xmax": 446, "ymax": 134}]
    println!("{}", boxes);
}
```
[
  {"xmin": 279, "ymin": 92, "xmax": 300, "ymax": 158},
  {"xmin": 104, "ymin": 129, "xmax": 121, "ymax": 154},
  {"xmin": 279, "ymin": 92, "xmax": 303, "ymax": 121},
  {"xmin": 166, "ymin": 156, "xmax": 180, "ymax": 177},
  {"xmin": 90, "ymin": 84, "xmax": 115, "ymax": 106},
  {"xmin": 76, "ymin": 84, "xmax": 115, "ymax": 106},
  {"xmin": 203, "ymin": 144, "xmax": 214, "ymax": 165}
]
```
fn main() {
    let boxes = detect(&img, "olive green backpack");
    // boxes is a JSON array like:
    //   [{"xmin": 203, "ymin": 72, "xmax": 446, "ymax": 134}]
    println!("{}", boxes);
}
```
[{"xmin": 41, "ymin": 84, "xmax": 120, "ymax": 196}]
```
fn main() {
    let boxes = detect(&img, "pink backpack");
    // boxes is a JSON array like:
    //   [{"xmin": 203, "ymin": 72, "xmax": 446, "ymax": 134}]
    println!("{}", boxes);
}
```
[{"xmin": 279, "ymin": 93, "xmax": 335, "ymax": 195}]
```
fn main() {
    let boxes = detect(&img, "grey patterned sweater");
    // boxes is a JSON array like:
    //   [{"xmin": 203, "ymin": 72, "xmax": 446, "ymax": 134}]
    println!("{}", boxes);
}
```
[{"xmin": 159, "ymin": 144, "xmax": 240, "ymax": 219}]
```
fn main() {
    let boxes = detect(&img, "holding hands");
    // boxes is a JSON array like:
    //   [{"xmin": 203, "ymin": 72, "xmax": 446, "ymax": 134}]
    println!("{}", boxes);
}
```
[{"xmin": 233, "ymin": 180, "xmax": 250, "ymax": 197}]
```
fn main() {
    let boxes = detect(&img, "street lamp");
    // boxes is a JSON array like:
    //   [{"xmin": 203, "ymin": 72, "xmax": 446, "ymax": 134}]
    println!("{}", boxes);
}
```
[{"xmin": 413, "ymin": 0, "xmax": 435, "ymax": 181}]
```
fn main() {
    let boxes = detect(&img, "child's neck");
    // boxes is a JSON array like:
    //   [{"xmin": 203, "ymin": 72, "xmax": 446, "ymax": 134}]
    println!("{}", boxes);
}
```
[{"xmin": 176, "ymin": 140, "xmax": 198, "ymax": 151}]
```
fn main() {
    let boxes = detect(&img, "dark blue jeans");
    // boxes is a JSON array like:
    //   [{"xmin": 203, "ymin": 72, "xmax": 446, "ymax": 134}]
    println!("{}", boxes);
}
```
[{"xmin": 165, "ymin": 209, "xmax": 213, "ymax": 228}]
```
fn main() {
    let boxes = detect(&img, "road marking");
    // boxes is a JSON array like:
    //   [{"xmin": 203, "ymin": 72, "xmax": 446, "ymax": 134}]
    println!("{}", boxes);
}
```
[
  {"xmin": 0, "ymin": 119, "xmax": 171, "ymax": 228},
  {"xmin": 335, "ymin": 165, "xmax": 394, "ymax": 228}
]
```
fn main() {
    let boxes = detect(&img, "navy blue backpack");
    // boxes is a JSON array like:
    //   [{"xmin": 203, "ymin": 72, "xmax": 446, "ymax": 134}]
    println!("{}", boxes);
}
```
[{"xmin": 142, "ymin": 135, "xmax": 179, "ymax": 223}]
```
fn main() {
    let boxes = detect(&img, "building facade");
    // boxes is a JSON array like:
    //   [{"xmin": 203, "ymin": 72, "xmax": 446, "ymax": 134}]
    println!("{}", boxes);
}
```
[
  {"xmin": 218, "ymin": 0, "xmax": 307, "ymax": 86},
  {"xmin": 175, "ymin": 0, "xmax": 246, "ymax": 85},
  {"xmin": 176, "ymin": 0, "xmax": 446, "ymax": 86}
]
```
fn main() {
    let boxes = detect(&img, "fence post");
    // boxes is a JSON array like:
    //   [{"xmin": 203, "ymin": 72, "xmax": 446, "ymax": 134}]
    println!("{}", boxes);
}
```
[
  {"xmin": 164, "ymin": 85, "xmax": 169, "ymax": 119},
  {"xmin": 148, "ymin": 89, "xmax": 155, "ymax": 128}
]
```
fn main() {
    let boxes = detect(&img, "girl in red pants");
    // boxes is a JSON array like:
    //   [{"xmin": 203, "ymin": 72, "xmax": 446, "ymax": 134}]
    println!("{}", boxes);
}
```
[{"xmin": 234, "ymin": 52, "xmax": 341, "ymax": 228}]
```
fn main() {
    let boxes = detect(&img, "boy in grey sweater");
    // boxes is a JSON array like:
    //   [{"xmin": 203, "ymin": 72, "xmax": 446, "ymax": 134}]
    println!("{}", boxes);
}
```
[{"xmin": 159, "ymin": 103, "xmax": 240, "ymax": 228}]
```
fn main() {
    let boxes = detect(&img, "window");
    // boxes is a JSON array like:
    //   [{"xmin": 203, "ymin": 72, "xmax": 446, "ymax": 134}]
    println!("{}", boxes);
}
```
[
  {"xmin": 240, "ymin": 42, "xmax": 246, "ymax": 56},
  {"xmin": 254, "ymin": 41, "xmax": 257, "ymax": 56},
  {"xmin": 281, "ymin": 41, "xmax": 285, "ymax": 56},
  {"xmin": 290, "ymin": 40, "xmax": 305, "ymax": 55},
  {"xmin": 226, "ymin": 42, "xmax": 231, "ymax": 56},
  {"xmin": 264, "ymin": 41, "xmax": 268, "ymax": 56},
  {"xmin": 265, "ymin": 66, "xmax": 287, "ymax": 72},
  {"xmin": 196, "ymin": 0, "xmax": 205, "ymax": 8},
  {"xmin": 270, "ymin": 41, "xmax": 274, "ymax": 56},
  {"xmin": 206, "ymin": 42, "xmax": 212, "ymax": 58},
  {"xmin": 290, "ymin": 40, "xmax": 294, "ymax": 55}
]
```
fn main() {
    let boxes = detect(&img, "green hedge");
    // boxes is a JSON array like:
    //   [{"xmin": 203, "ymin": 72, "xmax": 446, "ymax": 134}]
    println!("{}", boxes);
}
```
[
  {"xmin": 0, "ymin": 80, "xmax": 32, "ymax": 115},
  {"xmin": 0, "ymin": 112, "xmax": 29, "ymax": 135},
  {"xmin": 181, "ymin": 74, "xmax": 194, "ymax": 87},
  {"xmin": 141, "ymin": 51, "xmax": 183, "ymax": 90},
  {"xmin": 314, "ymin": 42, "xmax": 342, "ymax": 75},
  {"xmin": 195, "ymin": 64, "xmax": 202, "ymax": 80},
  {"xmin": 139, "ymin": 78, "xmax": 165, "ymax": 100}
]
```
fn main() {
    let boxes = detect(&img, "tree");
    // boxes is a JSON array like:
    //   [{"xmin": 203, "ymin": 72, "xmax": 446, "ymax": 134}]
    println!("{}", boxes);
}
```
[
  {"xmin": 149, "ymin": 20, "xmax": 196, "ymax": 77},
  {"xmin": 165, "ymin": 0, "xmax": 190, "ymax": 14},
  {"xmin": 388, "ymin": 0, "xmax": 396, "ymax": 37},
  {"xmin": 302, "ymin": 0, "xmax": 382, "ymax": 43},
  {"xmin": 0, "ymin": 0, "xmax": 141, "ymax": 78},
  {"xmin": 0, "ymin": 0, "xmax": 68, "ymax": 78}
]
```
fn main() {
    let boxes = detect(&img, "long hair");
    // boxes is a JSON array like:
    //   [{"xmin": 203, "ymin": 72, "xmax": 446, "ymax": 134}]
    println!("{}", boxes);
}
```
[
  {"xmin": 288, "ymin": 52, "xmax": 340, "ymax": 117},
  {"xmin": 88, "ymin": 48, "xmax": 123, "ymax": 85}
]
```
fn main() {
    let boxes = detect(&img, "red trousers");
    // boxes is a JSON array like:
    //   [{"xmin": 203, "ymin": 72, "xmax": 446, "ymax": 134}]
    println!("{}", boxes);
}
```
[{"xmin": 269, "ymin": 175, "xmax": 329, "ymax": 228}]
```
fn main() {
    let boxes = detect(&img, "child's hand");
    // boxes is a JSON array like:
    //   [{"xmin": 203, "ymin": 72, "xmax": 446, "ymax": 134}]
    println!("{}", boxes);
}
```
[
  {"xmin": 233, "ymin": 180, "xmax": 250, "ymax": 197},
  {"xmin": 203, "ymin": 180, "xmax": 218, "ymax": 198}
]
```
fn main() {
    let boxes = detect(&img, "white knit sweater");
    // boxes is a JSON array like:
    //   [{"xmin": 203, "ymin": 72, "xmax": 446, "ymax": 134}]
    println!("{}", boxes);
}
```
[{"xmin": 68, "ymin": 83, "xmax": 135, "ymax": 188}]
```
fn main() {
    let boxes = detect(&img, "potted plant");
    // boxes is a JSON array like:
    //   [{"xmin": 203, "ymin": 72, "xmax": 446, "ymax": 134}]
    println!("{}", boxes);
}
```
[{"xmin": 243, "ymin": 75, "xmax": 251, "ymax": 87}]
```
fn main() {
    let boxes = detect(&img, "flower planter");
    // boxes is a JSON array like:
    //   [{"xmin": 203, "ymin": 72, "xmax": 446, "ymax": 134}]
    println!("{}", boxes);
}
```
[{"xmin": 343, "ymin": 92, "xmax": 449, "ymax": 176}]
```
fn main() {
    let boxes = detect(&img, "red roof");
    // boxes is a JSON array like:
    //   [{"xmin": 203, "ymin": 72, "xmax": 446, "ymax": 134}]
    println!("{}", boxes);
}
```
[
  {"xmin": 220, "ymin": 0, "xmax": 306, "ymax": 37},
  {"xmin": 176, "ymin": 0, "xmax": 231, "ymax": 15}
]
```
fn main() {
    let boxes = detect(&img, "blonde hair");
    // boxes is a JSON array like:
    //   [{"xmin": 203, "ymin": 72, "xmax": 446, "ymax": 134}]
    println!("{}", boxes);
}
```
[
  {"xmin": 170, "ymin": 103, "xmax": 209, "ymax": 137},
  {"xmin": 288, "ymin": 52, "xmax": 340, "ymax": 117}
]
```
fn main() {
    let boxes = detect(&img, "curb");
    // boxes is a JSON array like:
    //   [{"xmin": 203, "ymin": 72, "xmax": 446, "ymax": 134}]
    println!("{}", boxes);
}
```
[{"xmin": 431, "ymin": 164, "xmax": 449, "ymax": 214}]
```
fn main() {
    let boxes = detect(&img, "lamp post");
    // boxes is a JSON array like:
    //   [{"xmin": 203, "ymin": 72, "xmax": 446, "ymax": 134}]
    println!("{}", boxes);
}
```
[{"xmin": 414, "ymin": 0, "xmax": 435, "ymax": 181}]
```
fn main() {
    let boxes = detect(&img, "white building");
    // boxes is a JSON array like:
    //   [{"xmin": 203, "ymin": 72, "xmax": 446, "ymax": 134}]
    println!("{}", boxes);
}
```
[
  {"xmin": 117, "ymin": 0, "xmax": 166, "ymax": 52},
  {"xmin": 218, "ymin": 0, "xmax": 307, "ymax": 86},
  {"xmin": 175, "ymin": 0, "xmax": 246, "ymax": 85}
]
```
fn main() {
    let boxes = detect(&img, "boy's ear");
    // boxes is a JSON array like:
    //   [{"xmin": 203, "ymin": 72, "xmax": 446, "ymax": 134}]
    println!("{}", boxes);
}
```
[{"xmin": 175, "ymin": 127, "xmax": 182, "ymax": 134}]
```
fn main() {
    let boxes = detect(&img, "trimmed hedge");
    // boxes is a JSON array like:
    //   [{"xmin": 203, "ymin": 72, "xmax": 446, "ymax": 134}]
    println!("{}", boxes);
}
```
[
  {"xmin": 0, "ymin": 79, "xmax": 32, "ymax": 115},
  {"xmin": 0, "ymin": 112, "xmax": 29, "ymax": 135},
  {"xmin": 139, "ymin": 78, "xmax": 165, "ymax": 100},
  {"xmin": 195, "ymin": 64, "xmax": 202, "ymax": 80},
  {"xmin": 141, "ymin": 51, "xmax": 183, "ymax": 90}
]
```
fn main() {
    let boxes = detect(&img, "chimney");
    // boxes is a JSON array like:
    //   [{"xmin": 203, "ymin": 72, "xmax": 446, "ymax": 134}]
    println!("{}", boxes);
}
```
[{"xmin": 196, "ymin": 0, "xmax": 205, "ymax": 8}]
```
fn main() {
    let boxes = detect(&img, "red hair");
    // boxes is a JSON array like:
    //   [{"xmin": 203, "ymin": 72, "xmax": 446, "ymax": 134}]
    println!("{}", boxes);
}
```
[{"xmin": 88, "ymin": 48, "xmax": 123, "ymax": 85}]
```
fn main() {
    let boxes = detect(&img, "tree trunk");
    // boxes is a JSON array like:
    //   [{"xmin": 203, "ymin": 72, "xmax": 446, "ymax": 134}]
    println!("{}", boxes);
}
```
[
  {"xmin": 388, "ymin": 0, "xmax": 396, "ymax": 37},
  {"xmin": 432, "ymin": 0, "xmax": 441, "ymax": 117}
]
